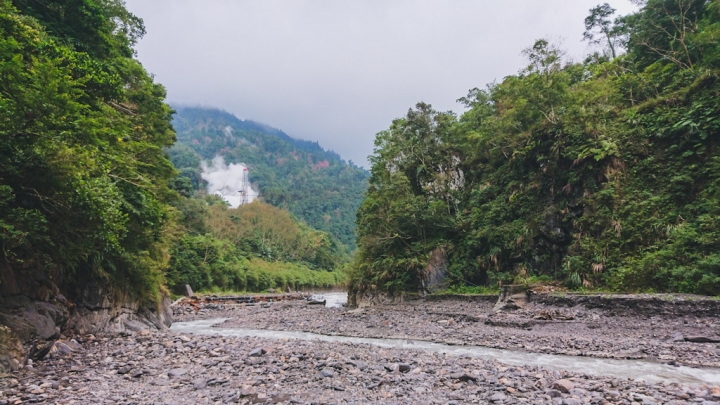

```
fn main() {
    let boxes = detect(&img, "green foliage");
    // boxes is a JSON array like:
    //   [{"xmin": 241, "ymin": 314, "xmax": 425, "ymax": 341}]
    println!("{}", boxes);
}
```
[
  {"xmin": 441, "ymin": 285, "xmax": 500, "ymax": 295},
  {"xmin": 0, "ymin": 0, "xmax": 175, "ymax": 304},
  {"xmin": 352, "ymin": 103, "xmax": 462, "ymax": 294},
  {"xmin": 351, "ymin": 0, "xmax": 720, "ymax": 296},
  {"xmin": 169, "ymin": 107, "xmax": 369, "ymax": 250},
  {"xmin": 166, "ymin": 194, "xmax": 345, "ymax": 293},
  {"xmin": 206, "ymin": 201, "xmax": 346, "ymax": 270}
]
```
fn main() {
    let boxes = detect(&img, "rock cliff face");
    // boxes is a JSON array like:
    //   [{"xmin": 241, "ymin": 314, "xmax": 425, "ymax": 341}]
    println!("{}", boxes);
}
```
[
  {"xmin": 64, "ymin": 281, "xmax": 172, "ymax": 335},
  {"xmin": 0, "ymin": 263, "xmax": 172, "ymax": 374}
]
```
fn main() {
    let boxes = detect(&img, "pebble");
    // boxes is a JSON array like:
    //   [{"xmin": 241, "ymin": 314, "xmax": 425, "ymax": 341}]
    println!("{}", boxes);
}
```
[
  {"xmin": 0, "ymin": 297, "xmax": 715, "ymax": 404},
  {"xmin": 210, "ymin": 296, "xmax": 720, "ymax": 369}
]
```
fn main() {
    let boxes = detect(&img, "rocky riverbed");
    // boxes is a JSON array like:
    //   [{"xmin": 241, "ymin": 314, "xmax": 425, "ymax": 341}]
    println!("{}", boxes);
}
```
[
  {"xmin": 2, "ymin": 293, "xmax": 720, "ymax": 404},
  {"xmin": 210, "ymin": 295, "xmax": 720, "ymax": 369}
]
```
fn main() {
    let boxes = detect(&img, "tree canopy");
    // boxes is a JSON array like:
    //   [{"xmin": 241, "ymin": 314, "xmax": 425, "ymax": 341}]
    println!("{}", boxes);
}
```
[
  {"xmin": 350, "ymin": 0, "xmax": 720, "ymax": 296},
  {"xmin": 169, "ymin": 107, "xmax": 369, "ymax": 251},
  {"xmin": 0, "ymin": 0, "xmax": 175, "ymax": 303},
  {"xmin": 0, "ymin": 1, "xmax": 352, "ymax": 300}
]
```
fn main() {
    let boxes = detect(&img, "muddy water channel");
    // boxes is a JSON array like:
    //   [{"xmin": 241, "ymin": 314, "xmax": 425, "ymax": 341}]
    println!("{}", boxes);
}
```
[{"xmin": 171, "ymin": 318, "xmax": 720, "ymax": 386}]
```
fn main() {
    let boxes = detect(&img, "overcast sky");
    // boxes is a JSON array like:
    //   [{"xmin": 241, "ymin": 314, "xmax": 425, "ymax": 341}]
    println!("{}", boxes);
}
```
[{"xmin": 125, "ymin": 0, "xmax": 638, "ymax": 168}]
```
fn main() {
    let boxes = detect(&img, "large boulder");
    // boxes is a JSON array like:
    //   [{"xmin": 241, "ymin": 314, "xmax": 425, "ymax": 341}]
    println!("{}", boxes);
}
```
[
  {"xmin": 420, "ymin": 248, "xmax": 449, "ymax": 294},
  {"xmin": 493, "ymin": 284, "xmax": 529, "ymax": 311}
]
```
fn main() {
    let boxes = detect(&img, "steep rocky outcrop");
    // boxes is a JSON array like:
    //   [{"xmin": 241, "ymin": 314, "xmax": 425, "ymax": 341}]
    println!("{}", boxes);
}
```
[
  {"xmin": 64, "ymin": 281, "xmax": 172, "ymax": 335},
  {"xmin": 0, "ymin": 264, "xmax": 172, "ymax": 374}
]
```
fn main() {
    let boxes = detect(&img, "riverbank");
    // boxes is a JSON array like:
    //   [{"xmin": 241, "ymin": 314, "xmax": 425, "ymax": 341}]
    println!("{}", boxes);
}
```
[
  {"xmin": 209, "ymin": 293, "xmax": 720, "ymax": 369},
  {"xmin": 1, "ymin": 293, "xmax": 720, "ymax": 404}
]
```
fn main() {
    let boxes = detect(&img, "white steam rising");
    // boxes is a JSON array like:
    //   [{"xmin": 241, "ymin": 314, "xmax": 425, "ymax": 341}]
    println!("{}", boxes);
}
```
[{"xmin": 201, "ymin": 156, "xmax": 258, "ymax": 208}]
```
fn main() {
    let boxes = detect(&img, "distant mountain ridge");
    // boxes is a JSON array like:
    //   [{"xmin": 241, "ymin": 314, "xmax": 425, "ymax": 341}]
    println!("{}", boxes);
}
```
[
  {"xmin": 172, "ymin": 106, "xmax": 337, "ymax": 157},
  {"xmin": 168, "ymin": 106, "xmax": 369, "ymax": 250}
]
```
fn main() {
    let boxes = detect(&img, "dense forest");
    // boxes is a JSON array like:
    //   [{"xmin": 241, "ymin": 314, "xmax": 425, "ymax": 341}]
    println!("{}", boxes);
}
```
[
  {"xmin": 350, "ymin": 0, "xmax": 720, "ymax": 296},
  {"xmin": 165, "ymin": 195, "xmax": 344, "ymax": 294},
  {"xmin": 169, "ymin": 107, "xmax": 369, "ymax": 250},
  {"xmin": 0, "ymin": 0, "xmax": 179, "ymax": 304},
  {"xmin": 3, "ymin": 0, "xmax": 719, "ymax": 306},
  {"xmin": 0, "ymin": 0, "xmax": 345, "ymax": 304}
]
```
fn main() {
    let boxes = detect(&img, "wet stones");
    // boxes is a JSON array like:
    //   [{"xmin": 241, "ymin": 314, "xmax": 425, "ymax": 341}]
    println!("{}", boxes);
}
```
[{"xmin": 218, "ymin": 295, "xmax": 720, "ymax": 369}]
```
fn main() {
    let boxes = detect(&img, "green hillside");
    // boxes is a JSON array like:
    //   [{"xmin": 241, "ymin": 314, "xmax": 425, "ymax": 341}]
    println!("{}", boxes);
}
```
[
  {"xmin": 0, "ymin": 0, "xmax": 349, "ymax": 303},
  {"xmin": 0, "ymin": 0, "xmax": 176, "ymax": 303},
  {"xmin": 169, "ymin": 106, "xmax": 369, "ymax": 250},
  {"xmin": 350, "ymin": 0, "xmax": 720, "ymax": 296}
]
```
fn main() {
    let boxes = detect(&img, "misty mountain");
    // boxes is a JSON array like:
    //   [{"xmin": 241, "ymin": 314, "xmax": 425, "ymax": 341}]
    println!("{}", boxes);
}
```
[
  {"xmin": 172, "ymin": 106, "xmax": 336, "ymax": 156},
  {"xmin": 168, "ymin": 106, "xmax": 369, "ymax": 249}
]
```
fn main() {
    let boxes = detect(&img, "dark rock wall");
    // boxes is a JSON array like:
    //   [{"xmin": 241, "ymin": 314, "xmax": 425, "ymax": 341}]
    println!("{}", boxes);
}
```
[{"xmin": 0, "ymin": 263, "xmax": 172, "ymax": 374}]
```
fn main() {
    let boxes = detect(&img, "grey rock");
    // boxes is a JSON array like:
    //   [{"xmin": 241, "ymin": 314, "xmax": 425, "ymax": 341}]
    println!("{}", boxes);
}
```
[
  {"xmin": 320, "ymin": 368, "xmax": 336, "ymax": 378},
  {"xmin": 449, "ymin": 372, "xmax": 477, "ymax": 382},
  {"xmin": 54, "ymin": 342, "xmax": 73, "ymax": 355},
  {"xmin": 547, "ymin": 389, "xmax": 563, "ymax": 398},
  {"xmin": 248, "ymin": 347, "xmax": 266, "ymax": 357},
  {"xmin": 670, "ymin": 332, "xmax": 685, "ymax": 342},
  {"xmin": 168, "ymin": 368, "xmax": 189, "ymax": 378},
  {"xmin": 552, "ymin": 379, "xmax": 575, "ymax": 393},
  {"xmin": 192, "ymin": 378, "xmax": 207, "ymax": 389},
  {"xmin": 604, "ymin": 389, "xmax": 621, "ymax": 398},
  {"xmin": 346, "ymin": 360, "xmax": 368, "ymax": 370}
]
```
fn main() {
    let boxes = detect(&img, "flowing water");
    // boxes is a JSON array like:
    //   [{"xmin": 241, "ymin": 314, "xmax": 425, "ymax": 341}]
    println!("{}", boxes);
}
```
[
  {"xmin": 171, "ymin": 318, "xmax": 720, "ymax": 386},
  {"xmin": 312, "ymin": 291, "xmax": 348, "ymax": 308}
]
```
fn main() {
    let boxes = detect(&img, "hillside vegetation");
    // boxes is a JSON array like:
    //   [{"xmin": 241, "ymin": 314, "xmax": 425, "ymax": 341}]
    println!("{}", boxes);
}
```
[
  {"xmin": 169, "ymin": 107, "xmax": 369, "ymax": 250},
  {"xmin": 166, "ymin": 196, "xmax": 344, "ymax": 294},
  {"xmin": 0, "ymin": 0, "xmax": 175, "ymax": 303},
  {"xmin": 0, "ymin": 0, "xmax": 347, "ymax": 303},
  {"xmin": 350, "ymin": 0, "xmax": 720, "ymax": 296}
]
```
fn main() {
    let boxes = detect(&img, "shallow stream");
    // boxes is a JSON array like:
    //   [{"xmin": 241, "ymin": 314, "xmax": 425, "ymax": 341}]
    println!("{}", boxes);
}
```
[{"xmin": 171, "ymin": 317, "xmax": 720, "ymax": 386}]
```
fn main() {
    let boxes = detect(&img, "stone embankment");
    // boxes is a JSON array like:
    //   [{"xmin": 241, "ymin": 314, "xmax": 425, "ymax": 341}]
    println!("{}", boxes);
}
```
[
  {"xmin": 0, "ymin": 264, "xmax": 173, "ymax": 374},
  {"xmin": 172, "ymin": 293, "xmax": 313, "ymax": 320}
]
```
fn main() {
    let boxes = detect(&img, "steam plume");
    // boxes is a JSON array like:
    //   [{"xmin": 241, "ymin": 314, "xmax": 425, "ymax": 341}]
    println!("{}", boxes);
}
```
[{"xmin": 201, "ymin": 156, "xmax": 258, "ymax": 208}]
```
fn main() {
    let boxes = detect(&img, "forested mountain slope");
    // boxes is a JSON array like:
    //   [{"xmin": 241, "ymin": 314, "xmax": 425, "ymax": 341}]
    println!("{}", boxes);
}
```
[
  {"xmin": 169, "ymin": 107, "xmax": 369, "ymax": 250},
  {"xmin": 0, "ymin": 0, "xmax": 348, "ymax": 317},
  {"xmin": 0, "ymin": 0, "xmax": 176, "ymax": 304},
  {"xmin": 350, "ymin": 0, "xmax": 720, "ymax": 296}
]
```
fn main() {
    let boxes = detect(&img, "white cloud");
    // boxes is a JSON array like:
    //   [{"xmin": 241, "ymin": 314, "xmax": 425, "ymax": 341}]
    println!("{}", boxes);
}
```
[{"xmin": 126, "ymin": 0, "xmax": 639, "ymax": 168}]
